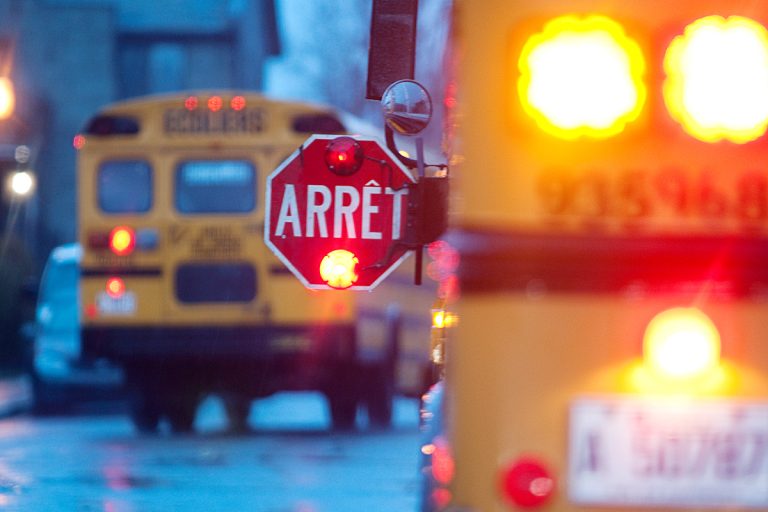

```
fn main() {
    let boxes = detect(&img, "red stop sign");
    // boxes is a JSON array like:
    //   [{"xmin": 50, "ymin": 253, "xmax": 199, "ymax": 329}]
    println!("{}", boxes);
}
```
[{"xmin": 264, "ymin": 134, "xmax": 416, "ymax": 290}]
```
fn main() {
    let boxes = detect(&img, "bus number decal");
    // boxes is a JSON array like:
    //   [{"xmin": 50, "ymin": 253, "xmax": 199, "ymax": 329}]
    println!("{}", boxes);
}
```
[
  {"xmin": 537, "ymin": 168, "xmax": 768, "ymax": 225},
  {"xmin": 191, "ymin": 226, "xmax": 242, "ymax": 258}
]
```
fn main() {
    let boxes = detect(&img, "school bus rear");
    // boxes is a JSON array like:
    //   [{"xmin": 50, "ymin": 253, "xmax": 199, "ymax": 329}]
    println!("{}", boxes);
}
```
[
  {"xmin": 439, "ymin": 1, "xmax": 768, "ymax": 510},
  {"xmin": 76, "ymin": 92, "xmax": 386, "ymax": 431}
]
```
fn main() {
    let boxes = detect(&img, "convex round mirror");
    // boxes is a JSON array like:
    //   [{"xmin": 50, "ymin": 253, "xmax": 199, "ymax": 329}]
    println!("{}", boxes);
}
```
[{"xmin": 381, "ymin": 79, "xmax": 433, "ymax": 136}]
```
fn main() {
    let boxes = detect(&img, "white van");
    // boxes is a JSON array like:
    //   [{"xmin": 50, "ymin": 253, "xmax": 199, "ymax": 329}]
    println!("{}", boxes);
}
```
[{"xmin": 29, "ymin": 243, "xmax": 123, "ymax": 412}]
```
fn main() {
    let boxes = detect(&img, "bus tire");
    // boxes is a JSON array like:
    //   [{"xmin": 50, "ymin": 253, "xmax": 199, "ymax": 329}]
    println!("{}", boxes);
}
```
[
  {"xmin": 326, "ymin": 363, "xmax": 359, "ymax": 431},
  {"xmin": 364, "ymin": 305, "xmax": 400, "ymax": 428},
  {"xmin": 328, "ymin": 391, "xmax": 357, "ymax": 431},
  {"xmin": 365, "ymin": 363, "xmax": 394, "ymax": 428},
  {"xmin": 130, "ymin": 393, "xmax": 161, "ymax": 434},
  {"xmin": 165, "ymin": 396, "xmax": 197, "ymax": 434},
  {"xmin": 223, "ymin": 393, "xmax": 251, "ymax": 433}
]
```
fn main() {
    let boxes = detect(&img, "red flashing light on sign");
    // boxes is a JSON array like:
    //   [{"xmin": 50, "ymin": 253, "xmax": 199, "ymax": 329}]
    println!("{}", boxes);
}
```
[
  {"xmin": 109, "ymin": 226, "xmax": 135, "ymax": 256},
  {"xmin": 184, "ymin": 96, "xmax": 199, "ymax": 111},
  {"xmin": 325, "ymin": 137, "xmax": 364, "ymax": 176},
  {"xmin": 319, "ymin": 249, "xmax": 359, "ymax": 289}
]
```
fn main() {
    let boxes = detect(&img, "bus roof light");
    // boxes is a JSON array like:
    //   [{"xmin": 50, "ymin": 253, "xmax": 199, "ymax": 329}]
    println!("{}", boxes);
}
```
[
  {"xmin": 207, "ymin": 96, "xmax": 223, "ymax": 112},
  {"xmin": 319, "ymin": 249, "xmax": 359, "ymax": 289},
  {"xmin": 184, "ymin": 96, "xmax": 199, "ymax": 110},
  {"xmin": 663, "ymin": 15, "xmax": 768, "ymax": 143},
  {"xmin": 230, "ymin": 96, "xmax": 246, "ymax": 111},
  {"xmin": 518, "ymin": 15, "xmax": 646, "ymax": 139}
]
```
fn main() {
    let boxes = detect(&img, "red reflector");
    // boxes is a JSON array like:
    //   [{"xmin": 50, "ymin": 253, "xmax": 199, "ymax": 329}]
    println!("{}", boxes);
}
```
[
  {"xmin": 500, "ymin": 457, "xmax": 555, "ymax": 508},
  {"xmin": 105, "ymin": 277, "xmax": 125, "ymax": 299},
  {"xmin": 325, "ymin": 137, "xmax": 363, "ymax": 176},
  {"xmin": 88, "ymin": 232, "xmax": 111, "ymax": 249},
  {"xmin": 109, "ymin": 226, "xmax": 135, "ymax": 256}
]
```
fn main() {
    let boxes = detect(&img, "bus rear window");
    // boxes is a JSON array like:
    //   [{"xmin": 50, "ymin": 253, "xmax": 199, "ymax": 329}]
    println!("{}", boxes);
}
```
[
  {"xmin": 175, "ymin": 160, "xmax": 256, "ymax": 213},
  {"xmin": 98, "ymin": 160, "xmax": 152, "ymax": 213}
]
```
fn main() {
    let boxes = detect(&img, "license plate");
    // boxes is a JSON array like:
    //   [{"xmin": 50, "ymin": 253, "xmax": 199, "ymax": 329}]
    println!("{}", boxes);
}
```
[
  {"xmin": 96, "ymin": 291, "xmax": 137, "ymax": 316},
  {"xmin": 569, "ymin": 397, "xmax": 768, "ymax": 508}
]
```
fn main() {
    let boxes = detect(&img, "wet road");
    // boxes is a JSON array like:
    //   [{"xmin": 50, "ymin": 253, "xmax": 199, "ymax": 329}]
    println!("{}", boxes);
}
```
[{"xmin": 0, "ymin": 393, "xmax": 422, "ymax": 512}]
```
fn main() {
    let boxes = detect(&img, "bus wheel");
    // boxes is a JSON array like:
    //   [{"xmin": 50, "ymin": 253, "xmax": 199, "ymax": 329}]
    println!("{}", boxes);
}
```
[
  {"xmin": 165, "ymin": 396, "xmax": 198, "ymax": 434},
  {"xmin": 327, "ymin": 391, "xmax": 357, "ymax": 431},
  {"xmin": 223, "ymin": 394, "xmax": 251, "ymax": 433},
  {"xmin": 130, "ymin": 394, "xmax": 161, "ymax": 434},
  {"xmin": 365, "ymin": 362, "xmax": 394, "ymax": 428},
  {"xmin": 364, "ymin": 305, "xmax": 399, "ymax": 428},
  {"xmin": 325, "ymin": 361, "xmax": 360, "ymax": 430}
]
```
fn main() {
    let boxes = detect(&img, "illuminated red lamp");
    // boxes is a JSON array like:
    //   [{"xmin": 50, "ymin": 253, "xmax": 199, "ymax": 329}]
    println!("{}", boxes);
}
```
[
  {"xmin": 105, "ymin": 277, "xmax": 126, "ymax": 299},
  {"xmin": 319, "ymin": 249, "xmax": 359, "ymax": 289},
  {"xmin": 109, "ymin": 226, "xmax": 135, "ymax": 256},
  {"xmin": 431, "ymin": 436, "xmax": 455, "ymax": 485},
  {"xmin": 184, "ymin": 96, "xmax": 199, "ymax": 111},
  {"xmin": 230, "ymin": 96, "xmax": 247, "ymax": 111},
  {"xmin": 500, "ymin": 457, "xmax": 556, "ymax": 508},
  {"xmin": 207, "ymin": 96, "xmax": 223, "ymax": 112},
  {"xmin": 324, "ymin": 137, "xmax": 364, "ymax": 176},
  {"xmin": 73, "ymin": 134, "xmax": 87, "ymax": 150}
]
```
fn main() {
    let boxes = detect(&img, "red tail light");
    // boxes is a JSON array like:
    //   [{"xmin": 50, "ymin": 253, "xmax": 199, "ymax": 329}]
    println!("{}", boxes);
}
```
[
  {"xmin": 431, "ymin": 436, "xmax": 455, "ymax": 485},
  {"xmin": 105, "ymin": 277, "xmax": 125, "ymax": 299},
  {"xmin": 109, "ymin": 226, "xmax": 135, "ymax": 256},
  {"xmin": 500, "ymin": 456, "xmax": 556, "ymax": 508}
]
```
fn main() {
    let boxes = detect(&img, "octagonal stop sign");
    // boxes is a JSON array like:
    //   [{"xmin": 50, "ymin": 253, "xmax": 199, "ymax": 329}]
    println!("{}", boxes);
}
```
[{"xmin": 264, "ymin": 134, "xmax": 416, "ymax": 290}]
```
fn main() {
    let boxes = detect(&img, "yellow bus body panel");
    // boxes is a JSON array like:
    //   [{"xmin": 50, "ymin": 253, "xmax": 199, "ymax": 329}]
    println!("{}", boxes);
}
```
[{"xmin": 450, "ymin": 1, "xmax": 768, "ymax": 510}]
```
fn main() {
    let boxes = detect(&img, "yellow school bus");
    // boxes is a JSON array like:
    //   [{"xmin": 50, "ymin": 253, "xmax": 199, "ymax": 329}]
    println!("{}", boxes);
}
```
[
  {"xmin": 424, "ymin": 1, "xmax": 768, "ymax": 511},
  {"xmin": 76, "ymin": 91, "xmax": 429, "ymax": 433}
]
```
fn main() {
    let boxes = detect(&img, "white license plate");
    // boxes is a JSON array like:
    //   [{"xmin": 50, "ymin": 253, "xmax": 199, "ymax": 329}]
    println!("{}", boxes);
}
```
[
  {"xmin": 96, "ymin": 291, "xmax": 137, "ymax": 315},
  {"xmin": 569, "ymin": 397, "xmax": 768, "ymax": 508}
]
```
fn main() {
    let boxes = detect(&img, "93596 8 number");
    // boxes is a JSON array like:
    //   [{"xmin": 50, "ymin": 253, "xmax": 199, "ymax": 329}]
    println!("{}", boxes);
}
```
[{"xmin": 537, "ymin": 168, "xmax": 768, "ymax": 224}]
